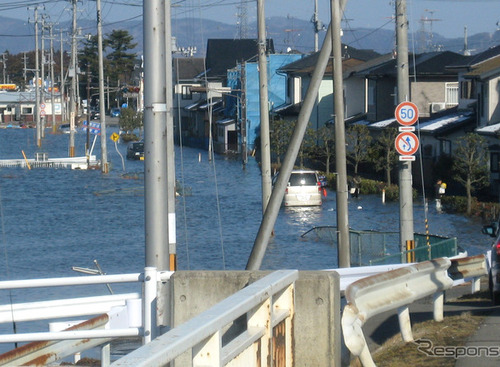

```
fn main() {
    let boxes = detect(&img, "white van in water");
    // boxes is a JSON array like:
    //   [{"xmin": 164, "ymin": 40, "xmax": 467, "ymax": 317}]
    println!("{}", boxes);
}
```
[{"xmin": 283, "ymin": 170, "xmax": 323, "ymax": 207}]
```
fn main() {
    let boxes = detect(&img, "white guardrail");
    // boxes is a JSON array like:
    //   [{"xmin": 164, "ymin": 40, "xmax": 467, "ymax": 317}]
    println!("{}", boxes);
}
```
[
  {"xmin": 110, "ymin": 269, "xmax": 298, "ymax": 367},
  {"xmin": 341, "ymin": 255, "xmax": 488, "ymax": 367},
  {"xmin": 0, "ymin": 268, "xmax": 172, "ymax": 366}
]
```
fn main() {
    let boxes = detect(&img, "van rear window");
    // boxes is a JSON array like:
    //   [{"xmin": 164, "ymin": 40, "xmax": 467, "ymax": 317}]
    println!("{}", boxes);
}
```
[{"xmin": 289, "ymin": 173, "xmax": 317, "ymax": 186}]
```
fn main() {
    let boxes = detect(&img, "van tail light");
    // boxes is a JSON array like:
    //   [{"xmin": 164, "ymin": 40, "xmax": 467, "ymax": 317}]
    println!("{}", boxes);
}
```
[
  {"xmin": 496, "ymin": 240, "xmax": 500, "ymax": 256},
  {"xmin": 285, "ymin": 187, "xmax": 288, "ymax": 194},
  {"xmin": 317, "ymin": 181, "xmax": 322, "ymax": 192}
]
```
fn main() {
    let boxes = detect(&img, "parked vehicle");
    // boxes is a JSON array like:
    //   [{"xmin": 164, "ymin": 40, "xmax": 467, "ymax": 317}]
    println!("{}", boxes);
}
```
[
  {"xmin": 110, "ymin": 108, "xmax": 121, "ymax": 117},
  {"xmin": 280, "ymin": 170, "xmax": 323, "ymax": 207},
  {"xmin": 482, "ymin": 222, "xmax": 500, "ymax": 304},
  {"xmin": 126, "ymin": 141, "xmax": 144, "ymax": 160}
]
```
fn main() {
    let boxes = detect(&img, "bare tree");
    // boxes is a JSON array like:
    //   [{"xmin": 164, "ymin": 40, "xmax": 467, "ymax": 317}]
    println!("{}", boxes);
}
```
[
  {"xmin": 346, "ymin": 124, "xmax": 372, "ymax": 174},
  {"xmin": 314, "ymin": 124, "xmax": 335, "ymax": 175},
  {"xmin": 370, "ymin": 127, "xmax": 398, "ymax": 185},
  {"xmin": 453, "ymin": 133, "xmax": 490, "ymax": 216}
]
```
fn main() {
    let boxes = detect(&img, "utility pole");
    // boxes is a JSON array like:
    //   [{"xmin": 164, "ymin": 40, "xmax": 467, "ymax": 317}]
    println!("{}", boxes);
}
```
[
  {"xmin": 69, "ymin": 0, "xmax": 77, "ymax": 157},
  {"xmin": 395, "ymin": 0, "xmax": 415, "ymax": 256},
  {"xmin": 40, "ymin": 15, "xmax": 46, "ymax": 138},
  {"xmin": 60, "ymin": 29, "xmax": 66, "ymax": 123},
  {"xmin": 30, "ymin": 7, "xmax": 42, "ymax": 148},
  {"xmin": 49, "ymin": 23, "xmax": 56, "ymax": 133},
  {"xmin": 312, "ymin": 0, "xmax": 322, "ymax": 52},
  {"xmin": 165, "ymin": 0, "xmax": 176, "ymax": 272},
  {"xmin": 1, "ymin": 53, "xmax": 7, "ymax": 84},
  {"xmin": 257, "ymin": 0, "xmax": 272, "ymax": 214},
  {"xmin": 331, "ymin": 0, "xmax": 350, "ymax": 268},
  {"xmin": 22, "ymin": 52, "xmax": 27, "ymax": 85},
  {"xmin": 96, "ymin": 0, "xmax": 109, "ymax": 172}
]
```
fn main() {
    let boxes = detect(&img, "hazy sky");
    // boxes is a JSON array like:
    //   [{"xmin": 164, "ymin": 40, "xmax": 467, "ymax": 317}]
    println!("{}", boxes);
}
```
[{"xmin": 2, "ymin": 0, "xmax": 499, "ymax": 39}]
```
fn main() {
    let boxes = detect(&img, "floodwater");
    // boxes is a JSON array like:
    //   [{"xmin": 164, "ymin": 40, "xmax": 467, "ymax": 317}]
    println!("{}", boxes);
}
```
[{"xmin": 0, "ymin": 127, "xmax": 491, "ymax": 352}]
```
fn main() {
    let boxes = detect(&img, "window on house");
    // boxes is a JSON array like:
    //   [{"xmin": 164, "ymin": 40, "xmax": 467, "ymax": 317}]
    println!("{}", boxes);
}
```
[
  {"xmin": 440, "ymin": 139, "xmax": 451, "ymax": 155},
  {"xmin": 460, "ymin": 80, "xmax": 476, "ymax": 99},
  {"xmin": 491, "ymin": 152, "xmax": 500, "ymax": 173},
  {"xmin": 368, "ymin": 79, "xmax": 376, "ymax": 107},
  {"xmin": 182, "ymin": 85, "xmax": 192, "ymax": 100},
  {"xmin": 445, "ymin": 82, "xmax": 458, "ymax": 105},
  {"xmin": 423, "ymin": 144, "xmax": 433, "ymax": 157},
  {"xmin": 22, "ymin": 107, "xmax": 33, "ymax": 114}
]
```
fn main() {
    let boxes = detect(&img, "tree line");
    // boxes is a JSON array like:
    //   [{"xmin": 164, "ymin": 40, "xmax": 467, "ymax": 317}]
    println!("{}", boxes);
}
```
[{"xmin": 269, "ymin": 118, "xmax": 490, "ymax": 216}]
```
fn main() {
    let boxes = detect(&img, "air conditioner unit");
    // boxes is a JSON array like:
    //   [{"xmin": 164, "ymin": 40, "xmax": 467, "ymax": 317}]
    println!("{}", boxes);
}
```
[{"xmin": 431, "ymin": 102, "xmax": 446, "ymax": 113}]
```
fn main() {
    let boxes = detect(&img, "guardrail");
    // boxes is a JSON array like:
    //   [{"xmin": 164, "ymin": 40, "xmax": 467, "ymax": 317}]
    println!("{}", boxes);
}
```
[
  {"xmin": 341, "ymin": 255, "xmax": 487, "ymax": 367},
  {"xmin": 110, "ymin": 269, "xmax": 298, "ymax": 367},
  {"xmin": 0, "ymin": 268, "xmax": 172, "ymax": 366}
]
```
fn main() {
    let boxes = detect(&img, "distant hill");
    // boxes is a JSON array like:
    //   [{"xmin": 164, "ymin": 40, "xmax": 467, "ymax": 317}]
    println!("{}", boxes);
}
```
[{"xmin": 0, "ymin": 15, "xmax": 499, "ymax": 57}]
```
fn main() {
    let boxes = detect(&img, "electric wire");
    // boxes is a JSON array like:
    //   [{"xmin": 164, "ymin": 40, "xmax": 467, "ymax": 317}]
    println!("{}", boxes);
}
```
[{"xmin": 198, "ymin": 0, "xmax": 226, "ymax": 270}]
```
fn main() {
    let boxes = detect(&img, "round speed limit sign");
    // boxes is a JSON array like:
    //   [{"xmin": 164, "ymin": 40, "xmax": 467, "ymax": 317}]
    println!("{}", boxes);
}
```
[{"xmin": 395, "ymin": 101, "xmax": 419, "ymax": 126}]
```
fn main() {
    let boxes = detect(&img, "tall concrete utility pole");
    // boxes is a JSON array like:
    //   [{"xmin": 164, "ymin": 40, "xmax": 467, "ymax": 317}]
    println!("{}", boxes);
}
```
[
  {"xmin": 395, "ymin": 0, "xmax": 415, "ymax": 254},
  {"xmin": 40, "ymin": 15, "xmax": 46, "ymax": 138},
  {"xmin": 331, "ymin": 0, "xmax": 350, "ymax": 268},
  {"xmin": 32, "ymin": 7, "xmax": 41, "ymax": 148},
  {"xmin": 49, "ymin": 23, "xmax": 56, "ymax": 133},
  {"xmin": 96, "ymin": 0, "xmax": 109, "ymax": 172},
  {"xmin": 257, "ymin": 0, "xmax": 272, "ymax": 214},
  {"xmin": 164, "ymin": 0, "xmax": 177, "ymax": 271},
  {"xmin": 60, "ymin": 29, "xmax": 66, "ymax": 123},
  {"xmin": 69, "ymin": 0, "xmax": 77, "ymax": 157},
  {"xmin": 144, "ymin": 0, "xmax": 168, "ymax": 272}
]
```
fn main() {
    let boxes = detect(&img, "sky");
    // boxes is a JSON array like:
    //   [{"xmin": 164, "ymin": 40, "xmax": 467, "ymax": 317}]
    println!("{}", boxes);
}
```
[{"xmin": 0, "ymin": 0, "xmax": 498, "ymax": 40}]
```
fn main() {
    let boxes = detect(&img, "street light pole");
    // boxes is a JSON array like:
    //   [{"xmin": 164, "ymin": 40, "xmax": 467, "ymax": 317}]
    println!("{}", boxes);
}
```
[{"xmin": 96, "ymin": 0, "xmax": 109, "ymax": 173}]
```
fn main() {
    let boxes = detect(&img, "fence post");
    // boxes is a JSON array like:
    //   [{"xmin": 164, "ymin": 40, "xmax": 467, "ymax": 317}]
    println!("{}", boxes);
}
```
[
  {"xmin": 397, "ymin": 306, "xmax": 413, "ymax": 342},
  {"xmin": 143, "ymin": 267, "xmax": 157, "ymax": 344},
  {"xmin": 433, "ymin": 291, "xmax": 445, "ymax": 322}
]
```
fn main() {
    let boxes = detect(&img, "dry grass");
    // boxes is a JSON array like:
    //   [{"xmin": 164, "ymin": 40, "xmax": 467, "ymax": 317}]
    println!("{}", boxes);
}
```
[{"xmin": 356, "ymin": 290, "xmax": 493, "ymax": 367}]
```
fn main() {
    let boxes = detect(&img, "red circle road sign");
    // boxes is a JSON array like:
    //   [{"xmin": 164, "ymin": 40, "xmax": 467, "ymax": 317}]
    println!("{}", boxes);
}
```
[
  {"xmin": 395, "ymin": 132, "xmax": 419, "ymax": 156},
  {"xmin": 395, "ymin": 101, "xmax": 419, "ymax": 126}
]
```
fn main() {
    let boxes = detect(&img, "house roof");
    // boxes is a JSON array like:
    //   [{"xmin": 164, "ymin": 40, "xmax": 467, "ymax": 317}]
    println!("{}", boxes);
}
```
[
  {"xmin": 418, "ymin": 110, "xmax": 474, "ymax": 135},
  {"xmin": 447, "ymin": 44, "xmax": 500, "ymax": 69},
  {"xmin": 355, "ymin": 51, "xmax": 466, "ymax": 78},
  {"xmin": 173, "ymin": 57, "xmax": 206, "ymax": 80},
  {"xmin": 204, "ymin": 39, "xmax": 275, "ymax": 79},
  {"xmin": 463, "ymin": 55, "xmax": 500, "ymax": 80},
  {"xmin": 0, "ymin": 91, "xmax": 37, "ymax": 103},
  {"xmin": 476, "ymin": 122, "xmax": 500, "ymax": 136},
  {"xmin": 366, "ymin": 110, "xmax": 475, "ymax": 135},
  {"xmin": 278, "ymin": 44, "xmax": 380, "ymax": 75}
]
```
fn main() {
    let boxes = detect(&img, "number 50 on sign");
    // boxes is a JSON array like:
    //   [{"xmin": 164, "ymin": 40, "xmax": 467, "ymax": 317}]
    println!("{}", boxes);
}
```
[{"xmin": 395, "ymin": 101, "xmax": 419, "ymax": 126}]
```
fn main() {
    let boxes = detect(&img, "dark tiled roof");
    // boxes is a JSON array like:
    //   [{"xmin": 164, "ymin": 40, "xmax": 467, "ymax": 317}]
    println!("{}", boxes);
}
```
[
  {"xmin": 447, "ymin": 44, "xmax": 500, "ymax": 68},
  {"xmin": 278, "ymin": 44, "xmax": 380, "ymax": 74},
  {"xmin": 205, "ymin": 39, "xmax": 275, "ymax": 78},
  {"xmin": 174, "ymin": 57, "xmax": 205, "ymax": 80},
  {"xmin": 356, "ymin": 51, "xmax": 466, "ymax": 78}
]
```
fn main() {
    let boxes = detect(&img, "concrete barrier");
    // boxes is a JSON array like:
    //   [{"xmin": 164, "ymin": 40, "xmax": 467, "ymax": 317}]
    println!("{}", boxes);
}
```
[{"xmin": 170, "ymin": 270, "xmax": 341, "ymax": 367}]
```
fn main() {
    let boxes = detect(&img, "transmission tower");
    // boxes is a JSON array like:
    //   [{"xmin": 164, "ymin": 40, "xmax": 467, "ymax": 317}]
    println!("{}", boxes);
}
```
[
  {"xmin": 236, "ymin": 0, "xmax": 249, "ymax": 39},
  {"xmin": 419, "ymin": 9, "xmax": 441, "ymax": 52}
]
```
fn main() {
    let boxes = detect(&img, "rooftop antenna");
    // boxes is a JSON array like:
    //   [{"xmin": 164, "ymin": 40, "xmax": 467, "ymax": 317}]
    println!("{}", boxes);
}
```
[
  {"xmin": 419, "ymin": 9, "xmax": 441, "ymax": 52},
  {"xmin": 464, "ymin": 26, "xmax": 470, "ymax": 56}
]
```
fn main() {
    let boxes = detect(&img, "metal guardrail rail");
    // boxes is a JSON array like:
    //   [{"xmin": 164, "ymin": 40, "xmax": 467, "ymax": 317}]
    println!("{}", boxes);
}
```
[
  {"xmin": 110, "ymin": 269, "xmax": 298, "ymax": 367},
  {"xmin": 341, "ymin": 255, "xmax": 488, "ymax": 367},
  {"xmin": 0, "ymin": 268, "xmax": 172, "ymax": 366}
]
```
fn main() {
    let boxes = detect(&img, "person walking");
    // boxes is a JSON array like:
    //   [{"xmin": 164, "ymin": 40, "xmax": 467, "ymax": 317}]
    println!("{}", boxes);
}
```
[{"xmin": 435, "ymin": 179, "xmax": 446, "ymax": 212}]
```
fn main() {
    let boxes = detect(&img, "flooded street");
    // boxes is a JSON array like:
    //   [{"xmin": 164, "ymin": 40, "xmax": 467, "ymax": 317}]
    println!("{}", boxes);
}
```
[{"xmin": 0, "ymin": 127, "xmax": 490, "ymax": 291}]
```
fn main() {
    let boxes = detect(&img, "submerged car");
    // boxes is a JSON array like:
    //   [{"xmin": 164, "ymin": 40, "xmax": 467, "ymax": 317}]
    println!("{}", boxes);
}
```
[
  {"xmin": 283, "ymin": 170, "xmax": 323, "ymax": 207},
  {"xmin": 482, "ymin": 222, "xmax": 500, "ymax": 304},
  {"xmin": 126, "ymin": 141, "xmax": 144, "ymax": 160},
  {"xmin": 110, "ymin": 108, "xmax": 121, "ymax": 117}
]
